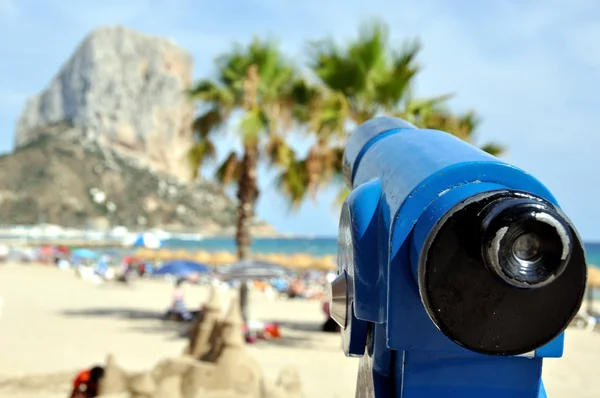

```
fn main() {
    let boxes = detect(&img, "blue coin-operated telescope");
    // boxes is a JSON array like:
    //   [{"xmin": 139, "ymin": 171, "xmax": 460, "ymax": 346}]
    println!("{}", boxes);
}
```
[{"xmin": 330, "ymin": 117, "xmax": 587, "ymax": 398}]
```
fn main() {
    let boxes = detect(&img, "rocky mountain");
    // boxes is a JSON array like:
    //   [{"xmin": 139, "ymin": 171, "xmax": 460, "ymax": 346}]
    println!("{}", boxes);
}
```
[
  {"xmin": 0, "ymin": 123, "xmax": 273, "ymax": 235},
  {"xmin": 3, "ymin": 26, "xmax": 276, "ymax": 236},
  {"xmin": 16, "ymin": 25, "xmax": 195, "ymax": 182}
]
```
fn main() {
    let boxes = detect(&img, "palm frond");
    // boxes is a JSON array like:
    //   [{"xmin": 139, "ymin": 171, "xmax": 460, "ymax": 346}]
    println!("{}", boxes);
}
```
[
  {"xmin": 187, "ymin": 139, "xmax": 216, "ymax": 178},
  {"xmin": 307, "ymin": 37, "xmax": 362, "ymax": 95},
  {"xmin": 276, "ymin": 159, "xmax": 310, "ymax": 209},
  {"xmin": 480, "ymin": 143, "xmax": 505, "ymax": 157},
  {"xmin": 188, "ymin": 80, "xmax": 234, "ymax": 106},
  {"xmin": 215, "ymin": 152, "xmax": 242, "ymax": 186},
  {"xmin": 375, "ymin": 38, "xmax": 421, "ymax": 109},
  {"xmin": 396, "ymin": 95, "xmax": 453, "ymax": 126},
  {"xmin": 239, "ymin": 107, "xmax": 269, "ymax": 145},
  {"xmin": 192, "ymin": 108, "xmax": 227, "ymax": 138},
  {"xmin": 264, "ymin": 136, "xmax": 295, "ymax": 167},
  {"xmin": 312, "ymin": 91, "xmax": 349, "ymax": 138},
  {"xmin": 335, "ymin": 187, "xmax": 350, "ymax": 206}
]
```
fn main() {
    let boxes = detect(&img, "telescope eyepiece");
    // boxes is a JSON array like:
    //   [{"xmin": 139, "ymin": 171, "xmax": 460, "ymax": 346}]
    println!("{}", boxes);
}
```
[
  {"xmin": 419, "ymin": 190, "xmax": 586, "ymax": 355},
  {"xmin": 480, "ymin": 197, "xmax": 572, "ymax": 289}
]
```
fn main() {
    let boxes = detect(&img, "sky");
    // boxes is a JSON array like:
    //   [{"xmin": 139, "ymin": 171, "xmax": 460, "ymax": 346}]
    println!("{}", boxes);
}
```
[{"xmin": 0, "ymin": 0, "xmax": 599, "ymax": 239}]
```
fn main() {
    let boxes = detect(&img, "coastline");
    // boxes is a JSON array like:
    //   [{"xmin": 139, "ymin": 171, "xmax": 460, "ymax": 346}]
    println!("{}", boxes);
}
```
[{"xmin": 1, "ymin": 226, "xmax": 599, "ymax": 271}]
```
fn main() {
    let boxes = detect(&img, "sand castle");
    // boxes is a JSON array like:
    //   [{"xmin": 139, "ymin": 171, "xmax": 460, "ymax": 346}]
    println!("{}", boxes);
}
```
[
  {"xmin": 97, "ymin": 286, "xmax": 303, "ymax": 398},
  {"xmin": 185, "ymin": 282, "xmax": 224, "ymax": 360}
]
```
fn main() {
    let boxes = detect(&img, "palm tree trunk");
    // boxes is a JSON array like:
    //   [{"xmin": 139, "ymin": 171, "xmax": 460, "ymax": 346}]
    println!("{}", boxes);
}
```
[{"xmin": 235, "ymin": 143, "xmax": 259, "ymax": 324}]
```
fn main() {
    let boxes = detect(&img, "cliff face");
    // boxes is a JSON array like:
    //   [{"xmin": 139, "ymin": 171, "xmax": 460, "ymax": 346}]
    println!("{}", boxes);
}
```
[
  {"xmin": 5, "ymin": 26, "xmax": 277, "ymax": 235},
  {"xmin": 15, "ymin": 26, "xmax": 195, "ymax": 182},
  {"xmin": 0, "ymin": 125, "xmax": 274, "ymax": 235}
]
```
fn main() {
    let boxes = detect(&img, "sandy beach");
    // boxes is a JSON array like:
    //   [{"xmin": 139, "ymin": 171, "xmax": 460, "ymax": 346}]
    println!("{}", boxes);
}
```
[{"xmin": 0, "ymin": 264, "xmax": 598, "ymax": 398}]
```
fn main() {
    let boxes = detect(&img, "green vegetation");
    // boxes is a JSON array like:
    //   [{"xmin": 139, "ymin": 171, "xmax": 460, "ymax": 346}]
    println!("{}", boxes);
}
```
[
  {"xmin": 188, "ymin": 21, "xmax": 505, "ymax": 317},
  {"xmin": 282, "ymin": 20, "xmax": 504, "ymax": 205},
  {"xmin": 188, "ymin": 39, "xmax": 304, "ymax": 262}
]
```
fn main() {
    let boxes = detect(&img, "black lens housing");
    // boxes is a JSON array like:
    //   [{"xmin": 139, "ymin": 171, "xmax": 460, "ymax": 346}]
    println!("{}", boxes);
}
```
[
  {"xmin": 418, "ymin": 190, "xmax": 587, "ymax": 356},
  {"xmin": 480, "ymin": 197, "xmax": 572, "ymax": 288}
]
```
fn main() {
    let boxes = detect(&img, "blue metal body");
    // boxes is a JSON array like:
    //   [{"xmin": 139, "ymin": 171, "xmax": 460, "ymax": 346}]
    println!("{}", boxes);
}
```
[{"xmin": 340, "ymin": 117, "xmax": 564, "ymax": 398}]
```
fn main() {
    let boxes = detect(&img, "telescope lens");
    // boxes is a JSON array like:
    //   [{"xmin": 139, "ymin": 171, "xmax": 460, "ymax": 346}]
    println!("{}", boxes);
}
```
[
  {"xmin": 512, "ymin": 233, "xmax": 541, "ymax": 261},
  {"xmin": 419, "ymin": 190, "xmax": 587, "ymax": 356},
  {"xmin": 481, "ymin": 198, "xmax": 572, "ymax": 288}
]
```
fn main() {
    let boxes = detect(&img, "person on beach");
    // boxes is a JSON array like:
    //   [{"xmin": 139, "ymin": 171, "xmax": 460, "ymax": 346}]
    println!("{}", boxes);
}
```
[
  {"xmin": 69, "ymin": 366, "xmax": 104, "ymax": 398},
  {"xmin": 173, "ymin": 277, "xmax": 185, "ymax": 304},
  {"xmin": 170, "ymin": 277, "xmax": 192, "ymax": 321},
  {"xmin": 287, "ymin": 277, "xmax": 306, "ymax": 299}
]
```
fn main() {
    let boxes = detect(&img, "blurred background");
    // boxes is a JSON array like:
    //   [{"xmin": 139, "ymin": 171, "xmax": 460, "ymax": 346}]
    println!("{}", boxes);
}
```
[{"xmin": 0, "ymin": 1, "xmax": 598, "ymax": 397}]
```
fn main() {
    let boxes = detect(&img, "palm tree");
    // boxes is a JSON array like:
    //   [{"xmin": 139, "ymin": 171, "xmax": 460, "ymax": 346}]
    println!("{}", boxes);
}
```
[
  {"xmin": 278, "ymin": 20, "xmax": 503, "ymax": 205},
  {"xmin": 188, "ymin": 38, "xmax": 302, "ymax": 321},
  {"xmin": 394, "ymin": 96, "xmax": 504, "ymax": 156}
]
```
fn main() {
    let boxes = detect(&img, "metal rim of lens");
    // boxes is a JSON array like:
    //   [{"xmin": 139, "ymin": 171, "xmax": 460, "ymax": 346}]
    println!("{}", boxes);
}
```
[{"xmin": 484, "ymin": 205, "xmax": 572, "ymax": 289}]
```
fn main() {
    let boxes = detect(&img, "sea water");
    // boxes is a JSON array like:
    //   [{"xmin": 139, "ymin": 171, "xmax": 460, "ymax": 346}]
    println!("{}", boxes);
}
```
[{"xmin": 161, "ymin": 237, "xmax": 600, "ymax": 268}]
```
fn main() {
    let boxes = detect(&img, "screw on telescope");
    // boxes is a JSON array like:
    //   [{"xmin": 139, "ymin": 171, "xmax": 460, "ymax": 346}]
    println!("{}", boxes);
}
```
[{"xmin": 480, "ymin": 197, "xmax": 573, "ymax": 289}]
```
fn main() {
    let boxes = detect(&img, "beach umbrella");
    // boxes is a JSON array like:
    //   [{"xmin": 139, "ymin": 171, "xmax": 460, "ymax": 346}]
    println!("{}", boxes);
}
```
[
  {"xmin": 309, "ymin": 255, "xmax": 336, "ymax": 271},
  {"xmin": 287, "ymin": 253, "xmax": 315, "ymax": 270},
  {"xmin": 128, "ymin": 232, "xmax": 162, "ymax": 249},
  {"xmin": 152, "ymin": 248, "xmax": 173, "ymax": 260},
  {"xmin": 216, "ymin": 259, "xmax": 294, "ymax": 281},
  {"xmin": 55, "ymin": 245, "xmax": 71, "ymax": 254},
  {"xmin": 72, "ymin": 248, "xmax": 98, "ymax": 259},
  {"xmin": 134, "ymin": 248, "xmax": 151, "ymax": 256},
  {"xmin": 323, "ymin": 254, "xmax": 337, "ymax": 265},
  {"xmin": 253, "ymin": 253, "xmax": 266, "ymax": 260},
  {"xmin": 209, "ymin": 251, "xmax": 237, "ymax": 266},
  {"xmin": 154, "ymin": 260, "xmax": 212, "ymax": 277},
  {"xmin": 123, "ymin": 256, "xmax": 143, "ymax": 265},
  {"xmin": 588, "ymin": 266, "xmax": 600, "ymax": 287},
  {"xmin": 38, "ymin": 245, "xmax": 54, "ymax": 257},
  {"xmin": 193, "ymin": 250, "xmax": 212, "ymax": 263},
  {"xmin": 171, "ymin": 249, "xmax": 192, "ymax": 260},
  {"xmin": 262, "ymin": 253, "xmax": 289, "ymax": 267},
  {"xmin": 47, "ymin": 245, "xmax": 71, "ymax": 257}
]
